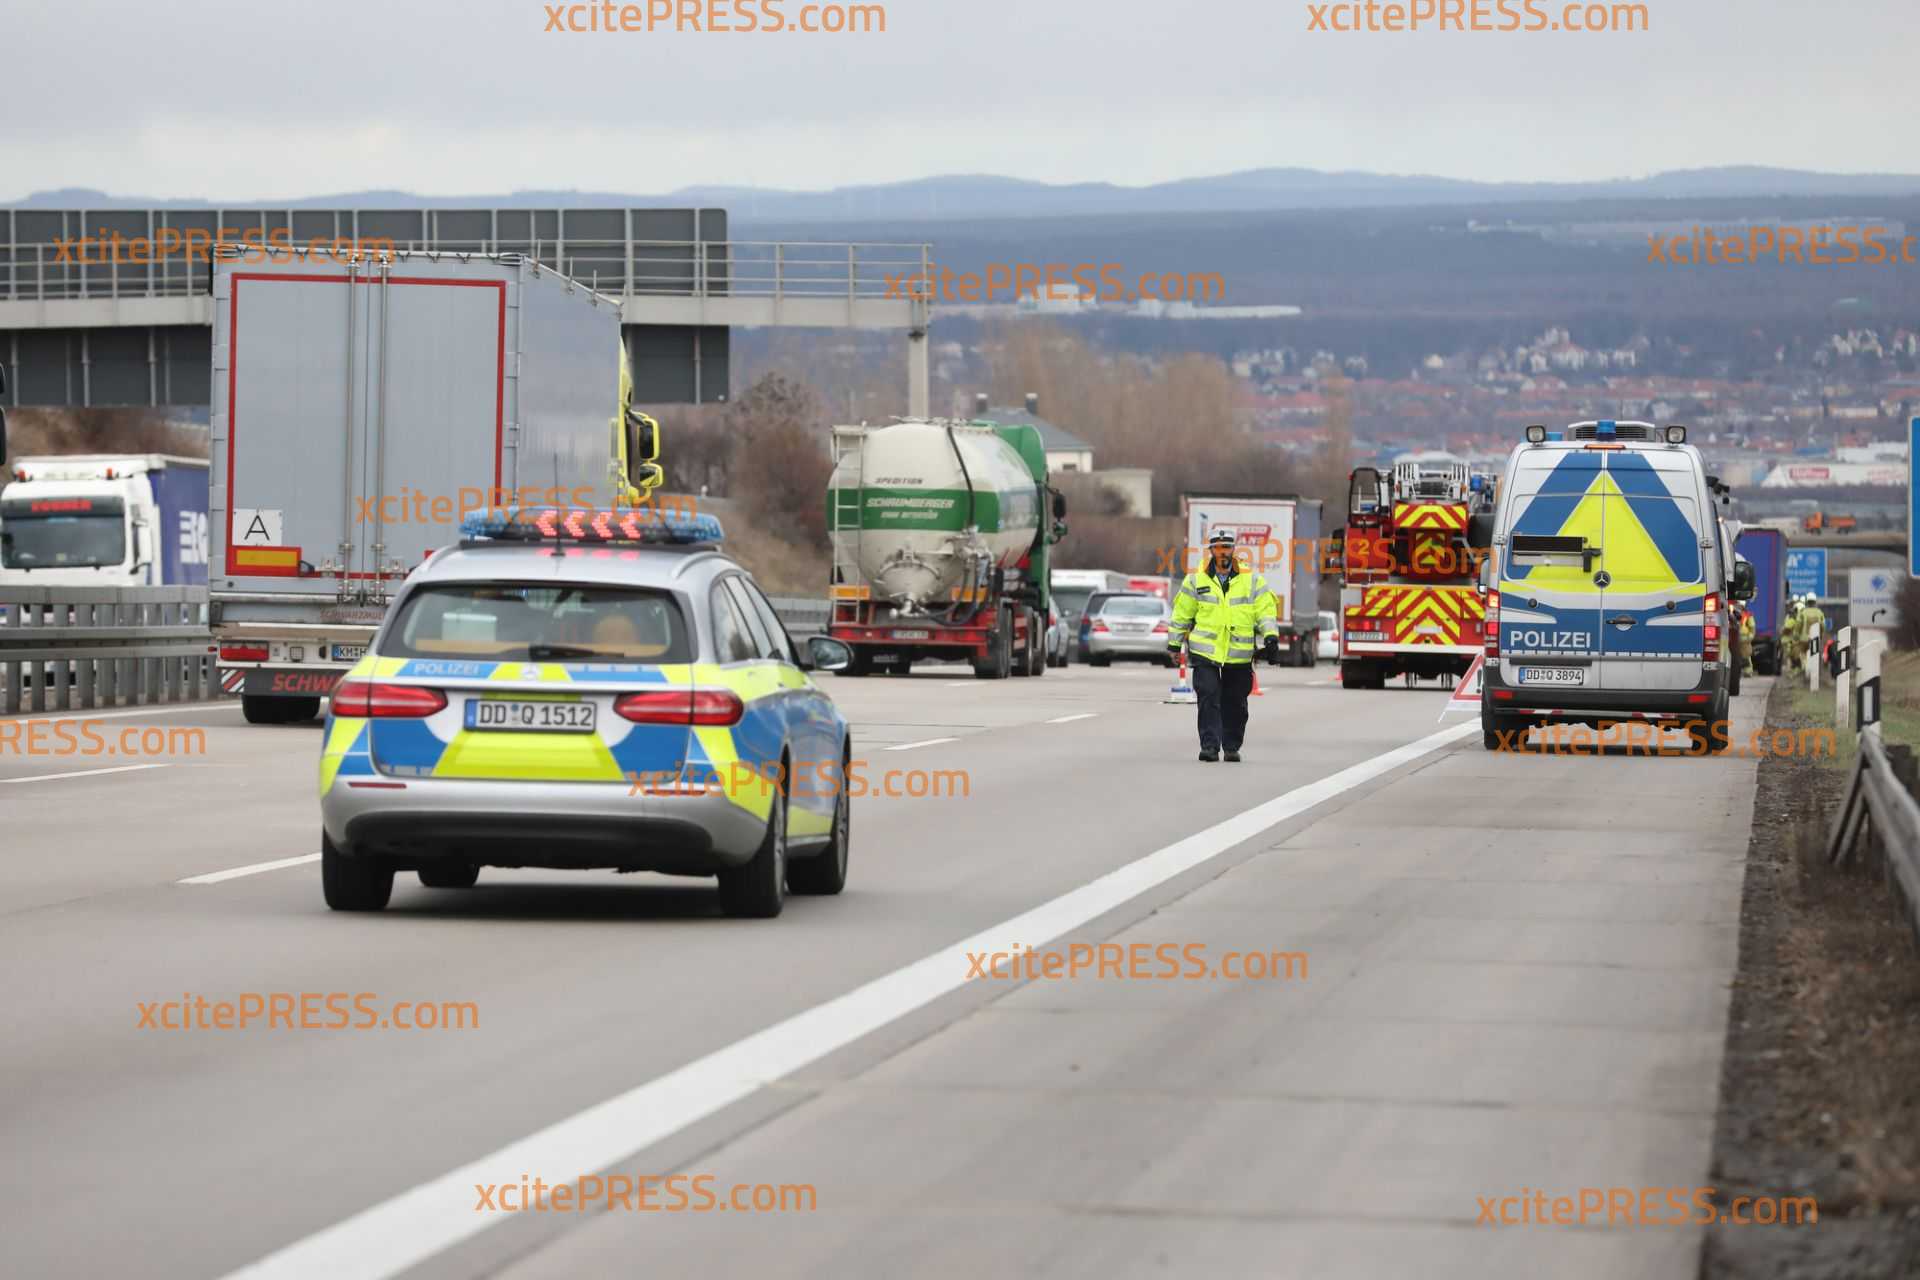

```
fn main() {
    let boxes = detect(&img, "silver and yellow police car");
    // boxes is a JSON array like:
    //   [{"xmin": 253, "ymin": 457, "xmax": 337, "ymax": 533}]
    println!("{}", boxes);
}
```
[{"xmin": 319, "ymin": 509, "xmax": 854, "ymax": 918}]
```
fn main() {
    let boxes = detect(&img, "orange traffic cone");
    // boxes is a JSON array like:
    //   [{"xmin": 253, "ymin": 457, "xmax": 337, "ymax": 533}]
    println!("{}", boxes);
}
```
[{"xmin": 1250, "ymin": 660, "xmax": 1264, "ymax": 696}]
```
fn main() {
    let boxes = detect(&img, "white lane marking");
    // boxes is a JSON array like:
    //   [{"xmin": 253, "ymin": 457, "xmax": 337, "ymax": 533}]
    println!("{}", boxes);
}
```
[
  {"xmin": 884, "ymin": 737, "xmax": 959, "ymax": 752},
  {"xmin": 943, "ymin": 681, "xmax": 973, "ymax": 688},
  {"xmin": 1308, "ymin": 679, "xmax": 1335, "ymax": 686},
  {"xmin": 0, "ymin": 763, "xmax": 170, "ymax": 785},
  {"xmin": 179, "ymin": 853, "xmax": 320, "ymax": 885},
  {"xmin": 219, "ymin": 719, "xmax": 1477, "ymax": 1280},
  {"xmin": 0, "ymin": 702, "xmax": 239, "ymax": 725},
  {"xmin": 1046, "ymin": 713, "xmax": 1098, "ymax": 723}
]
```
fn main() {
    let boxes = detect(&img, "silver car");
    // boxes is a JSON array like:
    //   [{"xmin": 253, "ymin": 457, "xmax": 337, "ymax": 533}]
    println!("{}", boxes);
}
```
[
  {"xmin": 1086, "ymin": 594, "xmax": 1173, "ymax": 666},
  {"xmin": 318, "ymin": 514, "xmax": 854, "ymax": 918}
]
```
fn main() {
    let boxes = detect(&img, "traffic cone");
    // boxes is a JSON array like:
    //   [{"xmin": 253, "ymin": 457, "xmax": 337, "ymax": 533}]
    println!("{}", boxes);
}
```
[
  {"xmin": 1165, "ymin": 653, "xmax": 1196, "ymax": 704},
  {"xmin": 1250, "ymin": 665, "xmax": 1264, "ymax": 697}
]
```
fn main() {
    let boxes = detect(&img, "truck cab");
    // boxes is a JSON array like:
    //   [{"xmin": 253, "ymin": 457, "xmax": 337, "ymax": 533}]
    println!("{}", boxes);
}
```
[{"xmin": 0, "ymin": 454, "xmax": 209, "ymax": 589}]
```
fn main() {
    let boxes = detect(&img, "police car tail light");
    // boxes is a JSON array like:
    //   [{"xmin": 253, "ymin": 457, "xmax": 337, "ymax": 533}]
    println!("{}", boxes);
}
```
[
  {"xmin": 331, "ymin": 680, "xmax": 446, "ymax": 718},
  {"xmin": 1484, "ymin": 589, "xmax": 1501, "ymax": 658},
  {"xmin": 1703, "ymin": 592, "xmax": 1721, "ymax": 661},
  {"xmin": 614, "ymin": 688, "xmax": 745, "ymax": 726}
]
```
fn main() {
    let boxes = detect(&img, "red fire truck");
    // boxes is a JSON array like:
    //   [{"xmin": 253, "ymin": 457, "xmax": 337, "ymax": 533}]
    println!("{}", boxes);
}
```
[{"xmin": 1338, "ymin": 458, "xmax": 1495, "ymax": 689}]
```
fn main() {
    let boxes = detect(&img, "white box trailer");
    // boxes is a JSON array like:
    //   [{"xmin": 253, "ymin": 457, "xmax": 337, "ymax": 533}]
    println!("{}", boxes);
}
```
[
  {"xmin": 209, "ymin": 249, "xmax": 652, "ymax": 723},
  {"xmin": 1179, "ymin": 493, "xmax": 1325, "ymax": 666}
]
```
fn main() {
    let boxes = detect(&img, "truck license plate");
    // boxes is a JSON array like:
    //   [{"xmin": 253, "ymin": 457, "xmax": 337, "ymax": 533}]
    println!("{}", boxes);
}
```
[
  {"xmin": 330, "ymin": 645, "xmax": 367, "ymax": 661},
  {"xmin": 892, "ymin": 630, "xmax": 931, "ymax": 640},
  {"xmin": 1517, "ymin": 666, "xmax": 1585, "ymax": 687},
  {"xmin": 465, "ymin": 699, "xmax": 597, "ymax": 733}
]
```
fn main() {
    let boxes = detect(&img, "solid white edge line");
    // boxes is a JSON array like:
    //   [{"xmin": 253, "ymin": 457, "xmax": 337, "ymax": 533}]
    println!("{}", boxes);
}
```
[
  {"xmin": 884, "ymin": 737, "xmax": 959, "ymax": 752},
  {"xmin": 179, "ymin": 853, "xmax": 321, "ymax": 885},
  {"xmin": 0, "ymin": 702, "xmax": 240, "ymax": 725},
  {"xmin": 220, "ymin": 719, "xmax": 1477, "ymax": 1280},
  {"xmin": 1046, "ymin": 713, "xmax": 1098, "ymax": 724},
  {"xmin": 0, "ymin": 763, "xmax": 170, "ymax": 785}
]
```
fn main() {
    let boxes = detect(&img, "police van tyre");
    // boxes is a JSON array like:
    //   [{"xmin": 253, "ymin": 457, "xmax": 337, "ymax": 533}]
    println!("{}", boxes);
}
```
[
  {"xmin": 418, "ymin": 861, "xmax": 480, "ymax": 889},
  {"xmin": 718, "ymin": 776, "xmax": 787, "ymax": 918},
  {"xmin": 1481, "ymin": 701, "xmax": 1526, "ymax": 752},
  {"xmin": 322, "ymin": 830, "xmax": 395, "ymax": 912},
  {"xmin": 1728, "ymin": 661, "xmax": 1742, "ymax": 697},
  {"xmin": 787, "ymin": 756, "xmax": 850, "ymax": 896}
]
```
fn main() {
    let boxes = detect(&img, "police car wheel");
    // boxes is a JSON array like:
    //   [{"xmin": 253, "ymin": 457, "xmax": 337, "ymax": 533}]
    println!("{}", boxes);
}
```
[
  {"xmin": 322, "ymin": 831, "xmax": 394, "ymax": 912},
  {"xmin": 418, "ymin": 861, "xmax": 480, "ymax": 889},
  {"xmin": 719, "ymin": 780, "xmax": 787, "ymax": 918},
  {"xmin": 789, "ymin": 776, "xmax": 849, "ymax": 896}
]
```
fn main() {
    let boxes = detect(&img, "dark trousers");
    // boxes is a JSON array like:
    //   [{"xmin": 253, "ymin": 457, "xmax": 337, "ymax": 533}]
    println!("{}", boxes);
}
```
[{"xmin": 1191, "ymin": 658, "xmax": 1253, "ymax": 752}]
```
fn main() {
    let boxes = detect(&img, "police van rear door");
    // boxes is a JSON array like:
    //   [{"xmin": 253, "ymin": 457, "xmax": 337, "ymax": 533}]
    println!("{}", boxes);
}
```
[
  {"xmin": 1498, "ymin": 449, "xmax": 1605, "ymax": 691},
  {"xmin": 1594, "ymin": 450, "xmax": 1707, "ymax": 692}
]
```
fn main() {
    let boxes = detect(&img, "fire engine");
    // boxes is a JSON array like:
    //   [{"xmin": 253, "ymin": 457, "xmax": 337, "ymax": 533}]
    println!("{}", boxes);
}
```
[{"xmin": 1338, "ymin": 458, "xmax": 1495, "ymax": 688}]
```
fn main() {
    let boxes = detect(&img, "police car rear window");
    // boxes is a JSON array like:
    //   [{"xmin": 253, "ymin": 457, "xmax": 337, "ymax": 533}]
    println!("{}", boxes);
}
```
[{"xmin": 384, "ymin": 584, "xmax": 690, "ymax": 663}]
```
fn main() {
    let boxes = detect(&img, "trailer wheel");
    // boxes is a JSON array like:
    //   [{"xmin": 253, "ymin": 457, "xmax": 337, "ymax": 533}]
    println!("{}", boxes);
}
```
[
  {"xmin": 1011, "ymin": 607, "xmax": 1034, "ymax": 678},
  {"xmin": 973, "ymin": 607, "xmax": 1012, "ymax": 679},
  {"xmin": 837, "ymin": 649, "xmax": 874, "ymax": 678},
  {"xmin": 242, "ymin": 695, "xmax": 304, "ymax": 724}
]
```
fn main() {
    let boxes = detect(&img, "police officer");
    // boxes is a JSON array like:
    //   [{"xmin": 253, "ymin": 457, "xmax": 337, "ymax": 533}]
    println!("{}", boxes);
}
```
[{"xmin": 1167, "ymin": 530, "xmax": 1280, "ymax": 762}]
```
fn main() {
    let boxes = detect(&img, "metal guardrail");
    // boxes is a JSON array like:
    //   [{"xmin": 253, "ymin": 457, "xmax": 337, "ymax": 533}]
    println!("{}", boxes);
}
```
[
  {"xmin": 0, "ymin": 587, "xmax": 216, "ymax": 715},
  {"xmin": 0, "ymin": 240, "xmax": 932, "ymax": 305},
  {"xmin": 771, "ymin": 597, "xmax": 832, "ymax": 640},
  {"xmin": 1827, "ymin": 725, "xmax": 1920, "ymax": 949}
]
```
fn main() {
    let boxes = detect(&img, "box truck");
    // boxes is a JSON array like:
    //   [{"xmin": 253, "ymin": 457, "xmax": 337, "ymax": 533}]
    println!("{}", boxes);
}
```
[
  {"xmin": 208, "ymin": 248, "xmax": 660, "ymax": 723},
  {"xmin": 1179, "ymin": 493, "xmax": 1324, "ymax": 666},
  {"xmin": 2, "ymin": 454, "xmax": 209, "ymax": 588}
]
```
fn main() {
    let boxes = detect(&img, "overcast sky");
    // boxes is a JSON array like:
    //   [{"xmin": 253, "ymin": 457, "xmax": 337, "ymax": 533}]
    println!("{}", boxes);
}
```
[{"xmin": 4, "ymin": 0, "xmax": 1915, "ymax": 201}]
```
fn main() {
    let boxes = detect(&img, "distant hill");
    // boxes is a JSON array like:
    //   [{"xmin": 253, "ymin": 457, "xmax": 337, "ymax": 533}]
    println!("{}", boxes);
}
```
[{"xmin": 15, "ymin": 167, "xmax": 1920, "ymax": 221}]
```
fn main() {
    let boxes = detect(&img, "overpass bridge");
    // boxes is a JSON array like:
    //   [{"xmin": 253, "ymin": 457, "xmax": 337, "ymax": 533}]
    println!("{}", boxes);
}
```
[{"xmin": 0, "ymin": 207, "xmax": 930, "ymax": 410}]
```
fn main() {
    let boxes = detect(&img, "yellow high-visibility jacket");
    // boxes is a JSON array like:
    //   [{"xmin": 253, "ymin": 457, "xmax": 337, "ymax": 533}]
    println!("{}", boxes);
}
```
[{"xmin": 1168, "ymin": 559, "xmax": 1279, "ymax": 665}]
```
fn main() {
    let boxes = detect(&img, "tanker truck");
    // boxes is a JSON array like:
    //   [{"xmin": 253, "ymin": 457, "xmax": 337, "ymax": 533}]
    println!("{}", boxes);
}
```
[{"xmin": 827, "ymin": 418, "xmax": 1067, "ymax": 678}]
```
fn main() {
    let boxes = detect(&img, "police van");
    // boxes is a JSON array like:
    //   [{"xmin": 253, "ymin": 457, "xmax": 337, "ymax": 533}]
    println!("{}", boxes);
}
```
[{"xmin": 1475, "ymin": 421, "xmax": 1755, "ymax": 752}]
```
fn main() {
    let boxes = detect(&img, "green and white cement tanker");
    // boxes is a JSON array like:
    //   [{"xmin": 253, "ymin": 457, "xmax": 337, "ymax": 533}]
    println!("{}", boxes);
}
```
[{"xmin": 828, "ymin": 419, "xmax": 1067, "ymax": 679}]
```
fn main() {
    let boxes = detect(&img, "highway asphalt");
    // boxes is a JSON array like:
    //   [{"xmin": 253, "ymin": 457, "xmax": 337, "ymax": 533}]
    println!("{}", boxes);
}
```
[{"xmin": 0, "ymin": 659, "xmax": 1763, "ymax": 1278}]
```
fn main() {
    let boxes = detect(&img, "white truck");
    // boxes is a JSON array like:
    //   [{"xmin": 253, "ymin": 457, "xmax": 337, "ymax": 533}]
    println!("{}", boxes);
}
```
[
  {"xmin": 1179, "ymin": 493, "xmax": 1326, "ymax": 666},
  {"xmin": 1, "ymin": 454, "xmax": 210, "ymax": 588},
  {"xmin": 208, "ymin": 247, "xmax": 660, "ymax": 723}
]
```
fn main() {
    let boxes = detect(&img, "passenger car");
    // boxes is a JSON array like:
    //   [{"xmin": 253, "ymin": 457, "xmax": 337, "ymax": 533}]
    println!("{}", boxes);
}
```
[
  {"xmin": 1045, "ymin": 600, "xmax": 1071, "ymax": 667},
  {"xmin": 1316, "ymin": 610, "xmax": 1340, "ymax": 662},
  {"xmin": 1086, "ymin": 594, "xmax": 1173, "ymax": 666},
  {"xmin": 1478, "ymin": 421, "xmax": 1754, "ymax": 752},
  {"xmin": 318, "ymin": 509, "xmax": 854, "ymax": 918},
  {"xmin": 1075, "ymin": 589, "xmax": 1151, "ymax": 661}
]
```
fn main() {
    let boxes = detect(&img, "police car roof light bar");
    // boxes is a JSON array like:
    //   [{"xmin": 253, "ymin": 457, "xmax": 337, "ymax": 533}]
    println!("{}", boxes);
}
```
[{"xmin": 458, "ymin": 507, "xmax": 725, "ymax": 546}]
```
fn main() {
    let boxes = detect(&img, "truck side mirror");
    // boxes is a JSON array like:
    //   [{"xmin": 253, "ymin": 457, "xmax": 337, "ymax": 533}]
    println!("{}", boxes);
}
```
[
  {"xmin": 1051, "ymin": 490, "xmax": 1066, "ymax": 520},
  {"xmin": 0, "ymin": 366, "xmax": 8, "ymax": 465},
  {"xmin": 1467, "ymin": 512, "xmax": 1495, "ymax": 549}
]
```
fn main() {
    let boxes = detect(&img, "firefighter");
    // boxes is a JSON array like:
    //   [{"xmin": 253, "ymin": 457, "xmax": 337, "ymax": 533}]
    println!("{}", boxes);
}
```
[
  {"xmin": 1782, "ymin": 595, "xmax": 1807, "ymax": 670},
  {"xmin": 1167, "ymin": 529, "xmax": 1280, "ymax": 762},
  {"xmin": 1738, "ymin": 605, "xmax": 1756, "ymax": 676},
  {"xmin": 1802, "ymin": 595, "xmax": 1828, "ymax": 668}
]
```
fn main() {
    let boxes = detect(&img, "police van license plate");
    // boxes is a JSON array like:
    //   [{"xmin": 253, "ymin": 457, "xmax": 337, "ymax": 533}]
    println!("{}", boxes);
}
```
[
  {"xmin": 1517, "ymin": 666, "xmax": 1585, "ymax": 687},
  {"xmin": 466, "ymin": 699, "xmax": 597, "ymax": 732}
]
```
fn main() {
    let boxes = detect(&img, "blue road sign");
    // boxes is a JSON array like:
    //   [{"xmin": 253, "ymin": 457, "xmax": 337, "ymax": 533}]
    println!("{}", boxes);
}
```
[
  {"xmin": 1787, "ymin": 547, "xmax": 1828, "ymax": 599},
  {"xmin": 1910, "ymin": 417, "xmax": 1918, "ymax": 577}
]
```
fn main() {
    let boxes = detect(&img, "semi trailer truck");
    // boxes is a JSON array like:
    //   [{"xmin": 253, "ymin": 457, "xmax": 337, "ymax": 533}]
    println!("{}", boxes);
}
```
[
  {"xmin": 827, "ymin": 418, "xmax": 1068, "ymax": 678},
  {"xmin": 208, "ymin": 246, "xmax": 661, "ymax": 723}
]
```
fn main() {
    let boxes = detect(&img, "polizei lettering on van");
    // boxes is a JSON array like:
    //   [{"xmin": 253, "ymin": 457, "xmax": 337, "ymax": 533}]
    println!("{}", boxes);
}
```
[{"xmin": 1508, "ymin": 628, "xmax": 1594, "ymax": 650}]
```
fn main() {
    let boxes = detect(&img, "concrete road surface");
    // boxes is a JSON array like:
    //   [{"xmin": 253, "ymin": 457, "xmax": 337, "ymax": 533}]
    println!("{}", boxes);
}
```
[{"xmin": 0, "ymin": 662, "xmax": 1763, "ymax": 1278}]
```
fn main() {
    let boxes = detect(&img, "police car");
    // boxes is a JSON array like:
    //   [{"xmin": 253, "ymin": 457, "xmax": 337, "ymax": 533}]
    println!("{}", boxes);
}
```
[
  {"xmin": 1478, "ymin": 421, "xmax": 1756, "ymax": 752},
  {"xmin": 318, "ymin": 509, "xmax": 854, "ymax": 918}
]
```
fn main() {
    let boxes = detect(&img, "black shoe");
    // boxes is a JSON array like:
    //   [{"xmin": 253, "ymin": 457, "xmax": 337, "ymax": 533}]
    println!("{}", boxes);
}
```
[
  {"xmin": 1223, "ymin": 750, "xmax": 1241, "ymax": 762},
  {"xmin": 1198, "ymin": 749, "xmax": 1219, "ymax": 762}
]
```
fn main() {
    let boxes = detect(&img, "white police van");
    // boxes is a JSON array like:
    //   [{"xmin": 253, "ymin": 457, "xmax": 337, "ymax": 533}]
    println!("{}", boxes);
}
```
[{"xmin": 1476, "ymin": 421, "xmax": 1755, "ymax": 753}]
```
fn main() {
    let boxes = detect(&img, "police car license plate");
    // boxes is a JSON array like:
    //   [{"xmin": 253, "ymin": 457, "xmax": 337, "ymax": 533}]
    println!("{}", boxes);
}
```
[
  {"xmin": 466, "ymin": 699, "xmax": 597, "ymax": 733},
  {"xmin": 330, "ymin": 645, "xmax": 366, "ymax": 661},
  {"xmin": 1517, "ymin": 666, "xmax": 1585, "ymax": 687}
]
